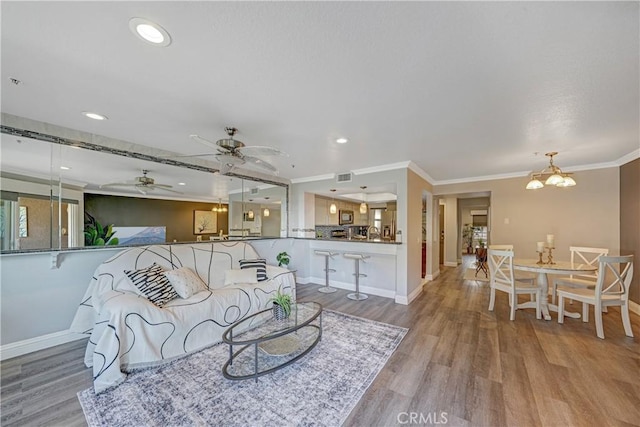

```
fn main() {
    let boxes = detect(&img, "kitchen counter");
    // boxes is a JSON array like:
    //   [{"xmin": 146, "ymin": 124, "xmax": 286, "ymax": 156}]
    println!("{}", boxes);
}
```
[{"xmin": 310, "ymin": 237, "xmax": 401, "ymax": 245}]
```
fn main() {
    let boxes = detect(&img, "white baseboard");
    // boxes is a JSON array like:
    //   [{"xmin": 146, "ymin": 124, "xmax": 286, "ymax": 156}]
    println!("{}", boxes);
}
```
[
  {"xmin": 0, "ymin": 330, "xmax": 87, "ymax": 361},
  {"xmin": 307, "ymin": 276, "xmax": 396, "ymax": 300},
  {"xmin": 630, "ymin": 300, "xmax": 640, "ymax": 316},
  {"xmin": 444, "ymin": 261, "xmax": 458, "ymax": 267},
  {"xmin": 396, "ymin": 284, "xmax": 423, "ymax": 305},
  {"xmin": 425, "ymin": 270, "xmax": 440, "ymax": 281}
]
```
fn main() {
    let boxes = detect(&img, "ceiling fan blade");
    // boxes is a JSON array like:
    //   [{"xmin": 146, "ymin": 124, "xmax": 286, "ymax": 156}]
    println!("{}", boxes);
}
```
[
  {"xmin": 100, "ymin": 182, "xmax": 136, "ymax": 188},
  {"xmin": 152, "ymin": 186, "xmax": 183, "ymax": 194},
  {"xmin": 189, "ymin": 134, "xmax": 219, "ymax": 150},
  {"xmin": 161, "ymin": 152, "xmax": 218, "ymax": 159},
  {"xmin": 237, "ymin": 146, "xmax": 288, "ymax": 157},
  {"xmin": 135, "ymin": 186, "xmax": 148, "ymax": 195},
  {"xmin": 243, "ymin": 156, "xmax": 279, "ymax": 174},
  {"xmin": 215, "ymin": 153, "xmax": 246, "ymax": 165},
  {"xmin": 151, "ymin": 183, "xmax": 173, "ymax": 189}
]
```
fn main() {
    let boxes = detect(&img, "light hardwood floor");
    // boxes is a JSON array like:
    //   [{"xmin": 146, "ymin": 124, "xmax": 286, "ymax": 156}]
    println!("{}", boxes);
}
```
[{"xmin": 2, "ymin": 257, "xmax": 639, "ymax": 426}]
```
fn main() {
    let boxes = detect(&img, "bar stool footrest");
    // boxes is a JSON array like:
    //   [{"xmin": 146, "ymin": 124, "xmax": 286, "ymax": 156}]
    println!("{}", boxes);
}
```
[{"xmin": 347, "ymin": 293, "xmax": 369, "ymax": 300}]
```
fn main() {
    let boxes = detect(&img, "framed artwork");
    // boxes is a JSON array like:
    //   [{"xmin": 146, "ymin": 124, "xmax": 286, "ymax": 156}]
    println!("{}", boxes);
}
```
[
  {"xmin": 18, "ymin": 206, "xmax": 28, "ymax": 237},
  {"xmin": 194, "ymin": 210, "xmax": 218, "ymax": 235}
]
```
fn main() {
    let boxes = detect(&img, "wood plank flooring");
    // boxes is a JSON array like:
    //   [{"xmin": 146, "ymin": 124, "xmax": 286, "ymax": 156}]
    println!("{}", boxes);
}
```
[{"xmin": 2, "ymin": 256, "xmax": 639, "ymax": 426}]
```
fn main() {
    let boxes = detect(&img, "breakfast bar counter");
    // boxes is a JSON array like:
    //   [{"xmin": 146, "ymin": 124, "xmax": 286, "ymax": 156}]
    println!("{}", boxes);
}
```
[{"xmin": 306, "ymin": 239, "xmax": 398, "ymax": 299}]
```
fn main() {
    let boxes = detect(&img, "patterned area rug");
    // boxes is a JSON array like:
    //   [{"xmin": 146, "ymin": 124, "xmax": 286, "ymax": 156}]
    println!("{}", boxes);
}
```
[{"xmin": 78, "ymin": 309, "xmax": 407, "ymax": 427}]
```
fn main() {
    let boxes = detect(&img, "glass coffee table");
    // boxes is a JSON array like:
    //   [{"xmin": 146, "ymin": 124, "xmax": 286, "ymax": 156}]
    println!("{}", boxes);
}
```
[{"xmin": 222, "ymin": 302, "xmax": 322, "ymax": 381}]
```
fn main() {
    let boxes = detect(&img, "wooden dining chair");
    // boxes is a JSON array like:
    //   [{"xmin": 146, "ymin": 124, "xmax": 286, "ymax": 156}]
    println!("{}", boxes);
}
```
[
  {"xmin": 488, "ymin": 249, "xmax": 541, "ymax": 321},
  {"xmin": 551, "ymin": 246, "xmax": 609, "ymax": 304},
  {"xmin": 557, "ymin": 255, "xmax": 634, "ymax": 339},
  {"xmin": 475, "ymin": 247, "xmax": 488, "ymax": 277}
]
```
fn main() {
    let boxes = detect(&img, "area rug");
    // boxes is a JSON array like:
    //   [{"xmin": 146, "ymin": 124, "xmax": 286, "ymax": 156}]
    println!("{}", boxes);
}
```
[
  {"xmin": 77, "ymin": 309, "xmax": 407, "ymax": 427},
  {"xmin": 464, "ymin": 267, "xmax": 489, "ymax": 281}
]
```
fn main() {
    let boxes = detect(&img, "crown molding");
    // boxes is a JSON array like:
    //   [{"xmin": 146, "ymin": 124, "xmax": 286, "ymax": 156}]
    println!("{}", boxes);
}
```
[
  {"xmin": 406, "ymin": 161, "xmax": 436, "ymax": 184},
  {"xmin": 434, "ymin": 170, "xmax": 530, "ymax": 186},
  {"xmin": 290, "ymin": 173, "xmax": 336, "ymax": 184},
  {"xmin": 615, "ymin": 149, "xmax": 640, "ymax": 166}
]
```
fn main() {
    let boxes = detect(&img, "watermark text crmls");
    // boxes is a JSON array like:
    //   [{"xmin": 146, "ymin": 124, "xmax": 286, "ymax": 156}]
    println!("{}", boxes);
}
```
[{"xmin": 397, "ymin": 411, "xmax": 448, "ymax": 425}]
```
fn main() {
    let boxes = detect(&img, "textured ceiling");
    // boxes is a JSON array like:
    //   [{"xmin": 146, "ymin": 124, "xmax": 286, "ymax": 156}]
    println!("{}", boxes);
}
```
[{"xmin": 1, "ymin": 1, "xmax": 638, "ymax": 187}]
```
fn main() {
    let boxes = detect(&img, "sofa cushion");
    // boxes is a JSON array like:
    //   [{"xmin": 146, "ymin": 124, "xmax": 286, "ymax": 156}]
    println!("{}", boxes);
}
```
[
  {"xmin": 125, "ymin": 263, "xmax": 179, "ymax": 307},
  {"xmin": 163, "ymin": 267, "xmax": 208, "ymax": 298},
  {"xmin": 224, "ymin": 268, "xmax": 258, "ymax": 285},
  {"xmin": 239, "ymin": 258, "xmax": 267, "ymax": 281}
]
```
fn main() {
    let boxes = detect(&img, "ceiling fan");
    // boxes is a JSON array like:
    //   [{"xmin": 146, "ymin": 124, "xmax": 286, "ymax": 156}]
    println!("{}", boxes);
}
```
[
  {"xmin": 100, "ymin": 170, "xmax": 182, "ymax": 195},
  {"xmin": 188, "ymin": 127, "xmax": 287, "ymax": 175}
]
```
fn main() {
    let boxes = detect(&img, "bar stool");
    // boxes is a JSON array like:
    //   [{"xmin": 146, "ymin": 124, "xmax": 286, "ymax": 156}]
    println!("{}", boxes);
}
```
[
  {"xmin": 314, "ymin": 250, "xmax": 339, "ymax": 293},
  {"xmin": 344, "ymin": 253, "xmax": 370, "ymax": 300}
]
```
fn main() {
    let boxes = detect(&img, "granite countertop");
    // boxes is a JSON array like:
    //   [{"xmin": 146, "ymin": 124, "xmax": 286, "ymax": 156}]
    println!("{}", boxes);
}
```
[
  {"xmin": 0, "ymin": 236, "xmax": 401, "ymax": 255},
  {"xmin": 307, "ymin": 237, "xmax": 401, "ymax": 245}
]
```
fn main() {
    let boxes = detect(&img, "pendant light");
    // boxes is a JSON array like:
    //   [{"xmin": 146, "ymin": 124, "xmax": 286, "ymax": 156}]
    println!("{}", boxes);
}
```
[
  {"xmin": 263, "ymin": 196, "xmax": 270, "ymax": 217},
  {"xmin": 359, "ymin": 186, "xmax": 367, "ymax": 214},
  {"xmin": 525, "ymin": 152, "xmax": 576, "ymax": 190},
  {"xmin": 329, "ymin": 189, "xmax": 337, "ymax": 214}
]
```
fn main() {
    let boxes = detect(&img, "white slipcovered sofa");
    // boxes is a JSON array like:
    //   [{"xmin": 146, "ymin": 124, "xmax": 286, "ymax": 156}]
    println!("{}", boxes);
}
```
[{"xmin": 70, "ymin": 241, "xmax": 295, "ymax": 393}]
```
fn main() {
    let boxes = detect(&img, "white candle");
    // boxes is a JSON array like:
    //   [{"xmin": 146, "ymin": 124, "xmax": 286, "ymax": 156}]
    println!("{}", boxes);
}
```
[
  {"xmin": 537, "ymin": 241, "xmax": 545, "ymax": 252},
  {"xmin": 546, "ymin": 234, "xmax": 555, "ymax": 247}
]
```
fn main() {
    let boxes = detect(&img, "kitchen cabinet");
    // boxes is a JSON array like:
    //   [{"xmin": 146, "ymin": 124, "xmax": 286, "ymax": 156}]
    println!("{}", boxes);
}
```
[
  {"xmin": 315, "ymin": 196, "xmax": 338, "ymax": 225},
  {"xmin": 315, "ymin": 197, "xmax": 328, "ymax": 225}
]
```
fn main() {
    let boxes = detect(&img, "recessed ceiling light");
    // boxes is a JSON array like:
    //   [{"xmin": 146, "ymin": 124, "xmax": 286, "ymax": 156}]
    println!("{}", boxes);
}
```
[
  {"xmin": 336, "ymin": 138, "xmax": 348, "ymax": 144},
  {"xmin": 178, "ymin": 182, "xmax": 186, "ymax": 186},
  {"xmin": 129, "ymin": 18, "xmax": 171, "ymax": 47},
  {"xmin": 82, "ymin": 111, "xmax": 108, "ymax": 120},
  {"xmin": 60, "ymin": 166, "xmax": 71, "ymax": 170}
]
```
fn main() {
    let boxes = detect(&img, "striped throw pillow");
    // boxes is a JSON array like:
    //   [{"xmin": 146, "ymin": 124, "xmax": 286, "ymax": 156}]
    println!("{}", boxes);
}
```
[
  {"xmin": 125, "ymin": 263, "xmax": 179, "ymax": 307},
  {"xmin": 239, "ymin": 258, "xmax": 267, "ymax": 282}
]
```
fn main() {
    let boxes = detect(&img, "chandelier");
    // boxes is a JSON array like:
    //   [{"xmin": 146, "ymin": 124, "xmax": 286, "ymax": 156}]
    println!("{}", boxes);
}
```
[
  {"xmin": 525, "ymin": 152, "xmax": 576, "ymax": 190},
  {"xmin": 211, "ymin": 199, "xmax": 228, "ymax": 212}
]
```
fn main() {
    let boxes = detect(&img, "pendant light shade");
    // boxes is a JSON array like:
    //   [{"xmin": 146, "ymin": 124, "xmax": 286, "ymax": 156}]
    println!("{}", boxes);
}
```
[
  {"xmin": 263, "ymin": 207, "xmax": 270, "ymax": 217},
  {"xmin": 359, "ymin": 186, "xmax": 367, "ymax": 213},
  {"xmin": 525, "ymin": 152, "xmax": 576, "ymax": 190},
  {"xmin": 248, "ymin": 210, "xmax": 254, "ymax": 219},
  {"xmin": 329, "ymin": 188, "xmax": 337, "ymax": 214}
]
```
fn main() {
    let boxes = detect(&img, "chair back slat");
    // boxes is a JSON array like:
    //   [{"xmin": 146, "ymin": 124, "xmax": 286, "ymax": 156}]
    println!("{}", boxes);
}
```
[
  {"xmin": 488, "ymin": 249, "xmax": 515, "ymax": 289},
  {"xmin": 569, "ymin": 246, "xmax": 609, "ymax": 280},
  {"xmin": 596, "ymin": 255, "xmax": 634, "ymax": 300}
]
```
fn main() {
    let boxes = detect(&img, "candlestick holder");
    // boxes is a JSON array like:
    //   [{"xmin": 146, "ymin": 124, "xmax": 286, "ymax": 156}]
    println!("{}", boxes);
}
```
[
  {"xmin": 536, "ymin": 251, "xmax": 544, "ymax": 265},
  {"xmin": 546, "ymin": 246, "xmax": 556, "ymax": 264}
]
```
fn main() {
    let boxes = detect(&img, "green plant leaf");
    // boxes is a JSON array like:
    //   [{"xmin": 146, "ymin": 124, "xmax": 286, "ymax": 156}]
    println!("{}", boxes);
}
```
[
  {"xmin": 95, "ymin": 237, "xmax": 105, "ymax": 246},
  {"xmin": 107, "ymin": 237, "xmax": 119, "ymax": 245}
]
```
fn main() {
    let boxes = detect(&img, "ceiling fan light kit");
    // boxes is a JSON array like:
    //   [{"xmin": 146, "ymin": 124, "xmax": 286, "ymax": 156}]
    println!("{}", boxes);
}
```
[{"xmin": 525, "ymin": 152, "xmax": 576, "ymax": 190}]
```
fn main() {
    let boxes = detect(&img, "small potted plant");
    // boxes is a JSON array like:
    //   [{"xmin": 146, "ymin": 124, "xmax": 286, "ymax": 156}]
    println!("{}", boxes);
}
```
[
  {"xmin": 270, "ymin": 286, "xmax": 292, "ymax": 320},
  {"xmin": 276, "ymin": 251, "xmax": 290, "ymax": 268}
]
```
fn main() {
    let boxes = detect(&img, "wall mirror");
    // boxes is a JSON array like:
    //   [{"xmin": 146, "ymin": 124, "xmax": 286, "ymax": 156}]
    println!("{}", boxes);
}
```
[{"xmin": 0, "ymin": 127, "xmax": 288, "ymax": 252}]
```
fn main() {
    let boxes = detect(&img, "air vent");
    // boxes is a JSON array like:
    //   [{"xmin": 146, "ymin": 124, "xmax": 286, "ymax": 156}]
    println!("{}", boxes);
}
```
[
  {"xmin": 250, "ymin": 188, "xmax": 259, "ymax": 195},
  {"xmin": 336, "ymin": 172, "xmax": 353, "ymax": 183}
]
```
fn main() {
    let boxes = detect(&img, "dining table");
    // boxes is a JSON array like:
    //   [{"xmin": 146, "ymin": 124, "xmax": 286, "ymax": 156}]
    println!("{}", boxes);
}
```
[{"xmin": 513, "ymin": 259, "xmax": 597, "ymax": 321}]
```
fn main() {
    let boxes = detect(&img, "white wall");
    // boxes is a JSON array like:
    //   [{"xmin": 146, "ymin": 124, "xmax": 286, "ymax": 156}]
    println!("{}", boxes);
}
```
[{"xmin": 0, "ymin": 247, "xmax": 123, "ymax": 345}]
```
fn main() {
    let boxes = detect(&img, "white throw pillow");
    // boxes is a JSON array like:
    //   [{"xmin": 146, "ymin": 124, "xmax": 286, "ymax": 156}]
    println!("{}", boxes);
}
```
[
  {"xmin": 224, "ymin": 268, "xmax": 258, "ymax": 286},
  {"xmin": 163, "ymin": 267, "xmax": 208, "ymax": 299}
]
